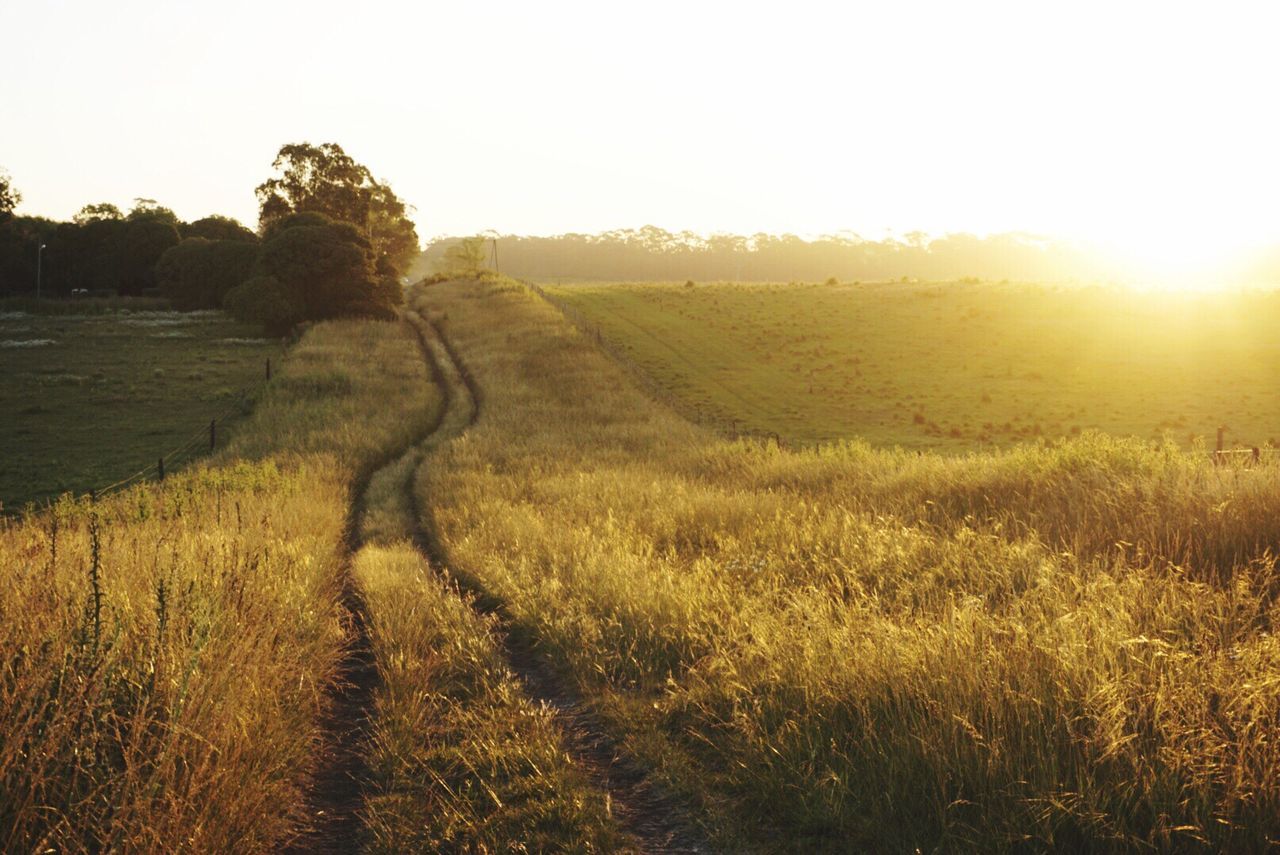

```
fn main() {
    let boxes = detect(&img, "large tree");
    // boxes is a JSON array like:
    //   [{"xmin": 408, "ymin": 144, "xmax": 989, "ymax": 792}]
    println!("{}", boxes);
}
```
[
  {"xmin": 226, "ymin": 211, "xmax": 400, "ymax": 332},
  {"xmin": 255, "ymin": 142, "xmax": 419, "ymax": 278}
]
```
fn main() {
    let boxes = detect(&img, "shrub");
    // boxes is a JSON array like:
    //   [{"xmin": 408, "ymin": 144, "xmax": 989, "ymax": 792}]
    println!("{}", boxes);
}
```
[
  {"xmin": 223, "ymin": 275, "xmax": 299, "ymax": 335},
  {"xmin": 255, "ymin": 213, "xmax": 400, "ymax": 324},
  {"xmin": 156, "ymin": 238, "xmax": 260, "ymax": 310}
]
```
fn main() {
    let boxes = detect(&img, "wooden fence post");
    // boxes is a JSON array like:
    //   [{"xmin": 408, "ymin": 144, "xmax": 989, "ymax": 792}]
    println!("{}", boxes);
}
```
[
  {"xmin": 157, "ymin": 457, "xmax": 165, "ymax": 481},
  {"xmin": 209, "ymin": 419, "xmax": 216, "ymax": 451},
  {"xmin": 266, "ymin": 358, "xmax": 271, "ymax": 380}
]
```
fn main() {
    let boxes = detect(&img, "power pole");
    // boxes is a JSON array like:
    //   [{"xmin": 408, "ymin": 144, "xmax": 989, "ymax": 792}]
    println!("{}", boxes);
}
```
[{"xmin": 492, "ymin": 236, "xmax": 500, "ymax": 275}]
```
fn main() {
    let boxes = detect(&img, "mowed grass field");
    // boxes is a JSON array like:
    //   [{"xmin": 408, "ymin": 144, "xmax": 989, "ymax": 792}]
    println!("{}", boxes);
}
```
[
  {"xmin": 0, "ymin": 307, "xmax": 280, "ymax": 509},
  {"xmin": 546, "ymin": 280, "xmax": 1280, "ymax": 450}
]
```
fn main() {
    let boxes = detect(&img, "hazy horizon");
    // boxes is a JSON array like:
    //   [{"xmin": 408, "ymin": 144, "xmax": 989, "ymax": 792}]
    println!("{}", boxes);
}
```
[{"xmin": 4, "ymin": 0, "xmax": 1279, "ymax": 282}]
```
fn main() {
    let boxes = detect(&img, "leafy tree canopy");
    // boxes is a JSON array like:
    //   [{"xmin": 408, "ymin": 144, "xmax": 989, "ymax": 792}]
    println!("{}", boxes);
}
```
[
  {"xmin": 118, "ymin": 219, "xmax": 181, "ymax": 293},
  {"xmin": 181, "ymin": 215, "xmax": 257, "ymax": 243},
  {"xmin": 249, "ymin": 211, "xmax": 399, "ymax": 327},
  {"xmin": 223, "ymin": 275, "xmax": 299, "ymax": 335},
  {"xmin": 255, "ymin": 142, "xmax": 419, "ymax": 278},
  {"xmin": 73, "ymin": 202, "xmax": 123, "ymax": 224},
  {"xmin": 0, "ymin": 171, "xmax": 19, "ymax": 223},
  {"xmin": 127, "ymin": 198, "xmax": 179, "ymax": 224},
  {"xmin": 156, "ymin": 238, "xmax": 260, "ymax": 310}
]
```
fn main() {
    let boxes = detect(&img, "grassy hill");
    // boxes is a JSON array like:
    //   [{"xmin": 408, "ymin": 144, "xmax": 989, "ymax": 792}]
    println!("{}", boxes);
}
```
[{"xmin": 546, "ymin": 280, "xmax": 1280, "ymax": 451}]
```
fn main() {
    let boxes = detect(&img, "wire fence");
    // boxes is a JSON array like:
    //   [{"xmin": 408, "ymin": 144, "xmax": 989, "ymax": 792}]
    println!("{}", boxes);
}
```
[{"xmin": 3, "ymin": 358, "xmax": 275, "ymax": 517}]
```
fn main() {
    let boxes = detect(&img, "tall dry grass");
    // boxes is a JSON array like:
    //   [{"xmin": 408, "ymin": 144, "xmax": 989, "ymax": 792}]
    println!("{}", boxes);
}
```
[
  {"xmin": 354, "ymin": 545, "xmax": 624, "ymax": 853},
  {"xmin": 414, "ymin": 277, "xmax": 1280, "ymax": 851},
  {"xmin": 0, "ymin": 318, "xmax": 435, "ymax": 852}
]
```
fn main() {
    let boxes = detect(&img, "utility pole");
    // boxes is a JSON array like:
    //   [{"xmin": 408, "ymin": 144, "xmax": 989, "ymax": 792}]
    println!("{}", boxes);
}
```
[
  {"xmin": 482, "ymin": 229, "xmax": 501, "ymax": 275},
  {"xmin": 36, "ymin": 242, "xmax": 46, "ymax": 299}
]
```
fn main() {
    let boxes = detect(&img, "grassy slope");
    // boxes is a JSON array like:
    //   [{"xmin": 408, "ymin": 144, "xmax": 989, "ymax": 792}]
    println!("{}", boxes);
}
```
[
  {"xmin": 0, "ymin": 308, "xmax": 279, "ymax": 508},
  {"xmin": 0, "ymin": 317, "xmax": 435, "ymax": 852},
  {"xmin": 547, "ymin": 281, "xmax": 1280, "ymax": 451},
  {"xmin": 418, "ymin": 277, "xmax": 1280, "ymax": 851}
]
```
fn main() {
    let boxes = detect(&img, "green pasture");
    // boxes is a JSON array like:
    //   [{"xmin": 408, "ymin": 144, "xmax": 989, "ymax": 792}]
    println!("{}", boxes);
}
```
[
  {"xmin": 548, "ymin": 280, "xmax": 1280, "ymax": 451},
  {"xmin": 0, "ymin": 307, "xmax": 280, "ymax": 508}
]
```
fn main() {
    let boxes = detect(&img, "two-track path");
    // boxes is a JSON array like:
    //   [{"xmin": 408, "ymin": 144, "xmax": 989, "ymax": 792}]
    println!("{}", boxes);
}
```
[{"xmin": 288, "ymin": 305, "xmax": 710, "ymax": 852}]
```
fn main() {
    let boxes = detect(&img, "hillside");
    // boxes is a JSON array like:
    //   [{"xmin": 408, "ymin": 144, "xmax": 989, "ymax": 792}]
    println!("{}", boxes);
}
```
[{"xmin": 546, "ymin": 280, "xmax": 1280, "ymax": 451}]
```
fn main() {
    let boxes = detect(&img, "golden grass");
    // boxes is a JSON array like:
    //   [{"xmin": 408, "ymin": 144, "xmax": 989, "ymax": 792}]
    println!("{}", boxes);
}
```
[
  {"xmin": 0, "ymin": 318, "xmax": 435, "ymax": 852},
  {"xmin": 355, "ymin": 545, "xmax": 624, "ymax": 853},
  {"xmin": 354, "ymin": 309, "xmax": 626, "ymax": 852},
  {"xmin": 414, "ymin": 277, "xmax": 1280, "ymax": 851}
]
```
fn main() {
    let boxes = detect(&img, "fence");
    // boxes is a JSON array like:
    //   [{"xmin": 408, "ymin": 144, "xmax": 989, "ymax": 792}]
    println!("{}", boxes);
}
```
[{"xmin": 4, "ymin": 357, "xmax": 276, "ymax": 516}]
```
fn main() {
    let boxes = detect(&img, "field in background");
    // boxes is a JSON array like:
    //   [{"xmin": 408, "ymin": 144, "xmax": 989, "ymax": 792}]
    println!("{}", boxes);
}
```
[
  {"xmin": 0, "ymin": 307, "xmax": 280, "ymax": 508},
  {"xmin": 547, "ymin": 280, "xmax": 1280, "ymax": 450}
]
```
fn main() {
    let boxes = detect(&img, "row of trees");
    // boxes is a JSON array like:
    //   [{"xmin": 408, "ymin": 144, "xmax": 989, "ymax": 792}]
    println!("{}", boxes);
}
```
[
  {"xmin": 0, "ymin": 144, "xmax": 419, "ymax": 331},
  {"xmin": 0, "ymin": 193, "xmax": 250, "ymax": 298},
  {"xmin": 419, "ymin": 227, "xmax": 1117, "ymax": 284}
]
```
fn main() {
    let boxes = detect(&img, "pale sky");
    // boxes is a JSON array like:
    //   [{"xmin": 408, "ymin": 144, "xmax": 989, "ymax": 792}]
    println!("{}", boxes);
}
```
[{"xmin": 3, "ymin": 0, "xmax": 1279, "ymax": 277}]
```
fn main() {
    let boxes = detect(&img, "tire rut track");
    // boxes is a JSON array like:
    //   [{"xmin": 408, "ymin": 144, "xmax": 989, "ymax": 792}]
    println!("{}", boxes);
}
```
[
  {"xmin": 284, "ymin": 313, "xmax": 451, "ymax": 854},
  {"xmin": 403, "ymin": 304, "xmax": 712, "ymax": 854}
]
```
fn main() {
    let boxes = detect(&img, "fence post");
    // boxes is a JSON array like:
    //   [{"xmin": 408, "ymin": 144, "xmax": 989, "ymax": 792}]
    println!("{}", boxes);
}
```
[
  {"xmin": 1253, "ymin": 446, "xmax": 1261, "ymax": 464},
  {"xmin": 1217, "ymin": 426, "xmax": 1225, "ymax": 453},
  {"xmin": 209, "ymin": 419, "xmax": 216, "ymax": 451},
  {"xmin": 266, "ymin": 358, "xmax": 271, "ymax": 380},
  {"xmin": 157, "ymin": 457, "xmax": 165, "ymax": 481}
]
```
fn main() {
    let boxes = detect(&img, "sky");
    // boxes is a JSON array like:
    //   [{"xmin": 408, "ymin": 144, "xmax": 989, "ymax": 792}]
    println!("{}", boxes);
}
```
[{"xmin": 3, "ymin": 0, "xmax": 1279, "ymax": 278}]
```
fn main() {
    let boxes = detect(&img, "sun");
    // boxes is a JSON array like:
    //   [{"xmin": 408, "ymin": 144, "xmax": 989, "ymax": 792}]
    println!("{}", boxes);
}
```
[{"xmin": 1095, "ymin": 217, "xmax": 1262, "ymax": 293}]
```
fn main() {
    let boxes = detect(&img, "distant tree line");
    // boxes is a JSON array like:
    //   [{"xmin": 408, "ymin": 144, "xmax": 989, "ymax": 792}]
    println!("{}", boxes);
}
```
[
  {"xmin": 420, "ymin": 227, "xmax": 1120, "ymax": 284},
  {"xmin": 0, "ymin": 143, "xmax": 419, "ymax": 332}
]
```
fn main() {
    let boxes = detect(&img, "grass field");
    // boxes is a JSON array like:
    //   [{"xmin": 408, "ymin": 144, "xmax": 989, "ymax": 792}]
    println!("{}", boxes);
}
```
[
  {"xmin": 6, "ymin": 276, "xmax": 1280, "ymax": 852},
  {"xmin": 0, "ymin": 307, "xmax": 280, "ymax": 509},
  {"xmin": 546, "ymin": 280, "xmax": 1280, "ymax": 451},
  {"xmin": 415, "ymin": 277, "xmax": 1280, "ymax": 851}
]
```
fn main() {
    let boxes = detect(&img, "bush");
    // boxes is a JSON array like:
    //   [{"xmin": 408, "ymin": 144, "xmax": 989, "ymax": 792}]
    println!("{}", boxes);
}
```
[
  {"xmin": 255, "ymin": 214, "xmax": 400, "ymax": 323},
  {"xmin": 156, "ymin": 238, "xmax": 260, "ymax": 310},
  {"xmin": 223, "ymin": 275, "xmax": 299, "ymax": 335}
]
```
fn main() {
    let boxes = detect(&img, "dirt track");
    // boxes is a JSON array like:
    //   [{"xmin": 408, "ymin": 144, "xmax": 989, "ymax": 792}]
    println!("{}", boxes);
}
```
[{"xmin": 289, "ymin": 297, "xmax": 711, "ymax": 852}]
